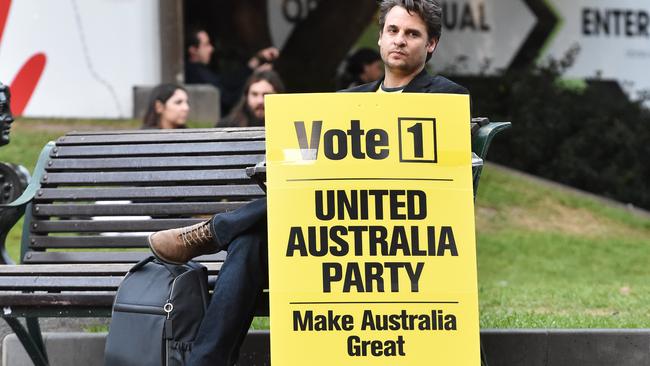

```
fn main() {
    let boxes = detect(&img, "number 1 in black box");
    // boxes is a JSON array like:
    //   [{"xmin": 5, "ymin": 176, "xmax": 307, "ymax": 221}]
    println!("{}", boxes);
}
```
[{"xmin": 398, "ymin": 118, "xmax": 437, "ymax": 163}]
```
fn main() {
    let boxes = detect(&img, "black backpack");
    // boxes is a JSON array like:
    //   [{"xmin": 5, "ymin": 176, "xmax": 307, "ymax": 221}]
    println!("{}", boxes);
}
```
[{"xmin": 104, "ymin": 256, "xmax": 209, "ymax": 366}]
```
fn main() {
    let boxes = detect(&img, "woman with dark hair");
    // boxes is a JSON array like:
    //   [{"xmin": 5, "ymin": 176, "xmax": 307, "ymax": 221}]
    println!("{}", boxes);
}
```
[
  {"xmin": 141, "ymin": 84, "xmax": 190, "ymax": 129},
  {"xmin": 217, "ymin": 70, "xmax": 285, "ymax": 127}
]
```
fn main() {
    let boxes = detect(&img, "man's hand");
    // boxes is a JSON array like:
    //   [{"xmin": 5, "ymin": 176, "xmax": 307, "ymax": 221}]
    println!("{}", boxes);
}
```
[{"xmin": 248, "ymin": 47, "xmax": 280, "ymax": 70}]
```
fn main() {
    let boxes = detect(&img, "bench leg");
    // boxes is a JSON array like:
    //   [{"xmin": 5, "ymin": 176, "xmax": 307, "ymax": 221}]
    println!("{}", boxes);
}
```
[
  {"xmin": 3, "ymin": 317, "xmax": 49, "ymax": 366},
  {"xmin": 26, "ymin": 318, "xmax": 48, "ymax": 362}
]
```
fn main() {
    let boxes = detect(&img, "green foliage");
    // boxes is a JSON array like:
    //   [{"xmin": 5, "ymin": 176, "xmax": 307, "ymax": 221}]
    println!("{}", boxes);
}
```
[
  {"xmin": 462, "ymin": 47, "xmax": 650, "ymax": 210},
  {"xmin": 251, "ymin": 317, "xmax": 270, "ymax": 330}
]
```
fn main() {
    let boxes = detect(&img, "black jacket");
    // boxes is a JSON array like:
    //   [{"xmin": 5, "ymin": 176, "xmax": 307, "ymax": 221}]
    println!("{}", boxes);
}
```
[
  {"xmin": 185, "ymin": 62, "xmax": 222, "ymax": 89},
  {"xmin": 341, "ymin": 69, "xmax": 468, "ymax": 95}
]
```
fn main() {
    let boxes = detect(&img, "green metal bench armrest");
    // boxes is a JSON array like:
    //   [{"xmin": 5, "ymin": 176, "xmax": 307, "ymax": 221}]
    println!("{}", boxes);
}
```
[
  {"xmin": 472, "ymin": 122, "xmax": 511, "ymax": 198},
  {"xmin": 0, "ymin": 142, "xmax": 54, "ymax": 264},
  {"xmin": 472, "ymin": 122, "xmax": 511, "ymax": 159},
  {"xmin": 0, "ymin": 142, "xmax": 52, "ymax": 210},
  {"xmin": 0, "ymin": 178, "xmax": 38, "ymax": 210}
]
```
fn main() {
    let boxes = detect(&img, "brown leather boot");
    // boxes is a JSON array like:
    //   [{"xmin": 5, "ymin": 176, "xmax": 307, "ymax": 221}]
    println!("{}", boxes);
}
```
[{"xmin": 148, "ymin": 220, "xmax": 220, "ymax": 264}]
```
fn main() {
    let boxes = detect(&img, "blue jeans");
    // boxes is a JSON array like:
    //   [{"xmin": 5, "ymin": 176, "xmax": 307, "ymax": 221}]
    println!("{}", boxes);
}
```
[{"xmin": 189, "ymin": 198, "xmax": 268, "ymax": 366}]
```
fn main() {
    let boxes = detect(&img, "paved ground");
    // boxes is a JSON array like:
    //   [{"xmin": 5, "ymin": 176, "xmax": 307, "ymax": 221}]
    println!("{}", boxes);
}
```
[{"xmin": 0, "ymin": 318, "xmax": 109, "ymax": 356}]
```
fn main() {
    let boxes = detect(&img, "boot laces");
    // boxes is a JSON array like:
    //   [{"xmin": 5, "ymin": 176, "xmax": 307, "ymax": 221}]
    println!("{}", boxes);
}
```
[{"xmin": 179, "ymin": 221, "xmax": 213, "ymax": 248}]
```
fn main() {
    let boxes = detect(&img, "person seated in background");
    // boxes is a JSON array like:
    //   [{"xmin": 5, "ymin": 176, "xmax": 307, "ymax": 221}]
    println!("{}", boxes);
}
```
[
  {"xmin": 337, "ymin": 47, "xmax": 384, "ymax": 89},
  {"xmin": 141, "ymin": 84, "xmax": 190, "ymax": 129},
  {"xmin": 184, "ymin": 28, "xmax": 218, "ymax": 87},
  {"xmin": 217, "ymin": 70, "xmax": 284, "ymax": 127},
  {"xmin": 184, "ymin": 27, "xmax": 280, "ymax": 117}
]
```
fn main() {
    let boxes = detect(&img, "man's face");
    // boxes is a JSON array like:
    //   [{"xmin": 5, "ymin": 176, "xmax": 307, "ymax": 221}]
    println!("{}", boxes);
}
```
[
  {"xmin": 246, "ymin": 80, "xmax": 276, "ymax": 120},
  {"xmin": 378, "ymin": 6, "xmax": 436, "ymax": 76},
  {"xmin": 0, "ymin": 84, "xmax": 13, "ymax": 146},
  {"xmin": 189, "ymin": 31, "xmax": 214, "ymax": 64}
]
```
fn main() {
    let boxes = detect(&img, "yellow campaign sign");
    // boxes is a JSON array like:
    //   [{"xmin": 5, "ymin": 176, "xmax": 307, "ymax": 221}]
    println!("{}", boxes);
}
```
[{"xmin": 265, "ymin": 93, "xmax": 478, "ymax": 365}]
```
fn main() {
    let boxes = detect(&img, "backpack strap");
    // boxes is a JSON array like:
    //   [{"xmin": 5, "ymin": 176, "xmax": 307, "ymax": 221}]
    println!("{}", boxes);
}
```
[
  {"xmin": 185, "ymin": 260, "xmax": 206, "ymax": 271},
  {"xmin": 129, "ymin": 256, "xmax": 156, "ymax": 273},
  {"xmin": 129, "ymin": 256, "xmax": 189, "ymax": 278}
]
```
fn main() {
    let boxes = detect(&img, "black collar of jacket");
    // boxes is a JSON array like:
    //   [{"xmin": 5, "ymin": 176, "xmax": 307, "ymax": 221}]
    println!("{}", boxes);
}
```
[{"xmin": 350, "ymin": 68, "xmax": 431, "ymax": 92}]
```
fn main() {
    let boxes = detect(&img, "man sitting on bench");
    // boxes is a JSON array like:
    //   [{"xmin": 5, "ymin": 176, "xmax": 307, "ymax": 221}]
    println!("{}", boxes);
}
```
[{"xmin": 149, "ymin": 0, "xmax": 468, "ymax": 364}]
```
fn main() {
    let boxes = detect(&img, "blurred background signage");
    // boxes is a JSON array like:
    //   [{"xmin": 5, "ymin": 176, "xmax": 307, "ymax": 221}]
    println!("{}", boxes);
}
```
[
  {"xmin": 1, "ymin": 0, "xmax": 649, "ymax": 119},
  {"xmin": 430, "ymin": 0, "xmax": 650, "ymax": 99},
  {"xmin": 0, "ymin": 0, "xmax": 160, "ymax": 118}
]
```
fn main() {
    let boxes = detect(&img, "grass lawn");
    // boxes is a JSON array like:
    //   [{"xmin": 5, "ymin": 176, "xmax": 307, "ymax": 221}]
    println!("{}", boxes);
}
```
[
  {"xmin": 476, "ymin": 165, "xmax": 650, "ymax": 328},
  {"xmin": 2, "ymin": 118, "xmax": 650, "ymax": 329}
]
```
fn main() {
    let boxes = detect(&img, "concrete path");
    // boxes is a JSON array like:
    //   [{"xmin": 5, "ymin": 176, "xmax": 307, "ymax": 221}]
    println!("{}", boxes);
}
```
[{"xmin": 0, "ymin": 318, "xmax": 108, "ymax": 359}]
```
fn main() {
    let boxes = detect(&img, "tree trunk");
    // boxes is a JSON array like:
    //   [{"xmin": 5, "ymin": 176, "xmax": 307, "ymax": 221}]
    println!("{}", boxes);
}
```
[
  {"xmin": 213, "ymin": 0, "xmax": 273, "ymax": 61},
  {"xmin": 274, "ymin": 0, "xmax": 378, "ymax": 92}
]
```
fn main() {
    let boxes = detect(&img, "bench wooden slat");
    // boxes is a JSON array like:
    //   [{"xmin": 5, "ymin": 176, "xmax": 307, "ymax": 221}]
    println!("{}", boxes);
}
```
[
  {"xmin": 52, "ymin": 141, "xmax": 265, "ymax": 158},
  {"xmin": 47, "ymin": 155, "xmax": 265, "ymax": 171},
  {"xmin": 0, "ymin": 263, "xmax": 222, "ymax": 275},
  {"xmin": 0, "ymin": 293, "xmax": 116, "ymax": 307},
  {"xmin": 22, "ymin": 252, "xmax": 227, "ymax": 264},
  {"xmin": 31, "ymin": 219, "xmax": 204, "ymax": 233},
  {"xmin": 56, "ymin": 130, "xmax": 265, "ymax": 145},
  {"xmin": 64, "ymin": 127, "xmax": 265, "ymax": 136},
  {"xmin": 0, "ymin": 276, "xmax": 122, "ymax": 291},
  {"xmin": 42, "ymin": 169, "xmax": 250, "ymax": 185},
  {"xmin": 31, "ymin": 235, "xmax": 148, "ymax": 248},
  {"xmin": 0, "ymin": 292, "xmax": 269, "ymax": 318},
  {"xmin": 0, "ymin": 277, "xmax": 229, "ymax": 292},
  {"xmin": 37, "ymin": 185, "xmax": 264, "ymax": 201},
  {"xmin": 0, "ymin": 264, "xmax": 133, "ymax": 275},
  {"xmin": 34, "ymin": 202, "xmax": 245, "ymax": 217},
  {"xmin": 0, "ymin": 277, "xmax": 226, "ymax": 292}
]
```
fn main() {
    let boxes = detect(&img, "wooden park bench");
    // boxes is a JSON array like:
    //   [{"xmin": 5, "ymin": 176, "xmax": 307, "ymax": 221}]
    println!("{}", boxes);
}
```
[{"xmin": 0, "ymin": 120, "xmax": 509, "ymax": 365}]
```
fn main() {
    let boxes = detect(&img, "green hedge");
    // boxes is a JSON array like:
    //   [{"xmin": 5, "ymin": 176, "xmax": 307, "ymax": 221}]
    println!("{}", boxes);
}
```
[{"xmin": 454, "ymin": 50, "xmax": 650, "ymax": 210}]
